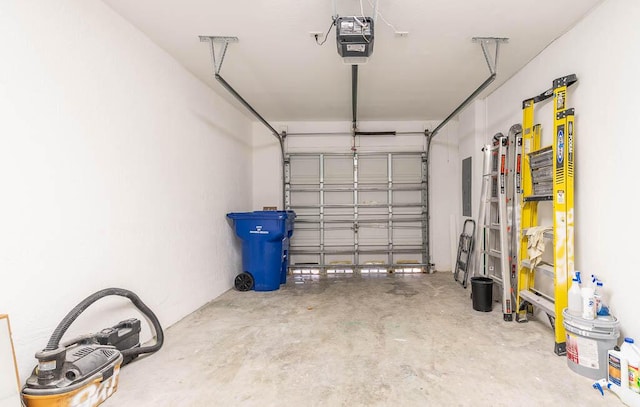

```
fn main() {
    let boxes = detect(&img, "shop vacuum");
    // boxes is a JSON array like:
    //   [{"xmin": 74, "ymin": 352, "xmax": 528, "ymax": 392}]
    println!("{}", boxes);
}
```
[{"xmin": 21, "ymin": 288, "xmax": 164, "ymax": 407}]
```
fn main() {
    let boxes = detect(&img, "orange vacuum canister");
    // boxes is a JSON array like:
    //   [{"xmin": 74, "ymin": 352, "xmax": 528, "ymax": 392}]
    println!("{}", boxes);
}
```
[
  {"xmin": 22, "ymin": 341, "xmax": 123, "ymax": 407},
  {"xmin": 20, "ymin": 287, "xmax": 164, "ymax": 407}
]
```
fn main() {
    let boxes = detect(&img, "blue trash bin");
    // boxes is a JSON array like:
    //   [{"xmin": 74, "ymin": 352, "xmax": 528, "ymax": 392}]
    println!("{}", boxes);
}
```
[
  {"xmin": 227, "ymin": 211, "xmax": 288, "ymax": 291},
  {"xmin": 251, "ymin": 211, "xmax": 296, "ymax": 285}
]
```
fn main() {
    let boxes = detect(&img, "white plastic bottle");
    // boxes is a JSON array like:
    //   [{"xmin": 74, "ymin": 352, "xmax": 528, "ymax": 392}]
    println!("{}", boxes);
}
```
[
  {"xmin": 581, "ymin": 286, "xmax": 595, "ymax": 320},
  {"xmin": 621, "ymin": 337, "xmax": 640, "ymax": 393},
  {"xmin": 609, "ymin": 348, "xmax": 629, "ymax": 389},
  {"xmin": 568, "ymin": 275, "xmax": 582, "ymax": 316},
  {"xmin": 593, "ymin": 280, "xmax": 604, "ymax": 315}
]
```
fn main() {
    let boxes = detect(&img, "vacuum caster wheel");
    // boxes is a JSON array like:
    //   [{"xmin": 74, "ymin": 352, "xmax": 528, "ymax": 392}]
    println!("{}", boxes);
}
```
[{"xmin": 234, "ymin": 272, "xmax": 254, "ymax": 292}]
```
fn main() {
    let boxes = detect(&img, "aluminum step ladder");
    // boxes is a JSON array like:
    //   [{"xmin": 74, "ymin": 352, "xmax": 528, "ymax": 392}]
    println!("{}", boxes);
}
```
[
  {"xmin": 473, "ymin": 134, "xmax": 514, "ymax": 321},
  {"xmin": 453, "ymin": 219, "xmax": 475, "ymax": 288}
]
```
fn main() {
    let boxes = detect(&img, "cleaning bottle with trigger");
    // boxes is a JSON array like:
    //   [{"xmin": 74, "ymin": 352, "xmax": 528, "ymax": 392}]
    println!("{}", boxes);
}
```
[
  {"xmin": 593, "ymin": 378, "xmax": 640, "ymax": 407},
  {"xmin": 581, "ymin": 273, "xmax": 596, "ymax": 320},
  {"xmin": 591, "ymin": 275, "xmax": 600, "ymax": 313},
  {"xmin": 593, "ymin": 279, "xmax": 609, "ymax": 316},
  {"xmin": 568, "ymin": 271, "xmax": 582, "ymax": 316}
]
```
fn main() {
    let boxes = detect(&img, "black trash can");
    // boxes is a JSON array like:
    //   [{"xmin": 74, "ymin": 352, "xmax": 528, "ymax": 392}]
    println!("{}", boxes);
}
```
[{"xmin": 471, "ymin": 276, "xmax": 493, "ymax": 312}]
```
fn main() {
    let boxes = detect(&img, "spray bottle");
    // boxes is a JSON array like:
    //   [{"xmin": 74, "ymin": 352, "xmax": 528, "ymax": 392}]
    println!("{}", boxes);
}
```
[
  {"xmin": 589, "ymin": 274, "xmax": 610, "ymax": 317},
  {"xmin": 568, "ymin": 271, "xmax": 582, "ymax": 316},
  {"xmin": 593, "ymin": 378, "xmax": 640, "ymax": 407},
  {"xmin": 591, "ymin": 275, "xmax": 601, "ymax": 314},
  {"xmin": 581, "ymin": 281, "xmax": 596, "ymax": 320}
]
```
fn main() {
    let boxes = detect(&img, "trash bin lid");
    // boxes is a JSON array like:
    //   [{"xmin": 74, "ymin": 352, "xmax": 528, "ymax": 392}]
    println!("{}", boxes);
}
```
[
  {"xmin": 227, "ymin": 211, "xmax": 287, "ymax": 220},
  {"xmin": 253, "ymin": 210, "xmax": 290, "ymax": 218}
]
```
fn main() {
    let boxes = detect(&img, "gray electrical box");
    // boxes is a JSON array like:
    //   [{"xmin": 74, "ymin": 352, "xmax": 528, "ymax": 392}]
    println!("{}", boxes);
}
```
[
  {"xmin": 336, "ymin": 16, "xmax": 374, "ymax": 64},
  {"xmin": 462, "ymin": 157, "xmax": 472, "ymax": 217}
]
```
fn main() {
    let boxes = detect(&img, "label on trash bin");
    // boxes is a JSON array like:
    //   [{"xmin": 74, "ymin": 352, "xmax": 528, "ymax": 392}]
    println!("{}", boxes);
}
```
[{"xmin": 249, "ymin": 225, "xmax": 269, "ymax": 235}]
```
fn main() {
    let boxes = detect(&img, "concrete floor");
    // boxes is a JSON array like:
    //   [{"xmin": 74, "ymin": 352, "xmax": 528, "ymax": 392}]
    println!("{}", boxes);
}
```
[{"xmin": 104, "ymin": 272, "xmax": 621, "ymax": 407}]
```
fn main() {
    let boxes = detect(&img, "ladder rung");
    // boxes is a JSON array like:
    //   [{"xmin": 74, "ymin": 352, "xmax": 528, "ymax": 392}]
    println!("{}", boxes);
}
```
[
  {"xmin": 521, "ymin": 228, "xmax": 553, "ymax": 240},
  {"xmin": 528, "ymin": 145, "xmax": 553, "ymax": 157},
  {"xmin": 521, "ymin": 260, "xmax": 554, "ymax": 277},
  {"xmin": 487, "ymin": 250, "xmax": 502, "ymax": 258},
  {"xmin": 524, "ymin": 195, "xmax": 552, "ymax": 202},
  {"xmin": 519, "ymin": 290, "xmax": 555, "ymax": 317}
]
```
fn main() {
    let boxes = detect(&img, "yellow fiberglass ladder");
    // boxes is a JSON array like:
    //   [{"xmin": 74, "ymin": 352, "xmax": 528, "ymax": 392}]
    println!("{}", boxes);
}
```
[
  {"xmin": 474, "ymin": 133, "xmax": 514, "ymax": 321},
  {"xmin": 516, "ymin": 74, "xmax": 577, "ymax": 356}
]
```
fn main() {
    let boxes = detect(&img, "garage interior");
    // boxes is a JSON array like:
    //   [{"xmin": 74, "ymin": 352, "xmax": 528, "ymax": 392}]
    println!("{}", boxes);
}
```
[{"xmin": 1, "ymin": 0, "xmax": 639, "ymax": 406}]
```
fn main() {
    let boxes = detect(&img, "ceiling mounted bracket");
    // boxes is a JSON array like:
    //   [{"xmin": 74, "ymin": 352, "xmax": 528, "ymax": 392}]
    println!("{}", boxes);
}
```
[
  {"xmin": 198, "ymin": 36, "xmax": 239, "ymax": 75},
  {"xmin": 472, "ymin": 37, "xmax": 509, "ymax": 75}
]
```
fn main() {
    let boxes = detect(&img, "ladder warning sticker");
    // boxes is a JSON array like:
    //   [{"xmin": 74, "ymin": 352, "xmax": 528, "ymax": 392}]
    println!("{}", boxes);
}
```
[
  {"xmin": 557, "ymin": 190, "xmax": 565, "ymax": 204},
  {"xmin": 250, "ymin": 226, "xmax": 269, "ymax": 235}
]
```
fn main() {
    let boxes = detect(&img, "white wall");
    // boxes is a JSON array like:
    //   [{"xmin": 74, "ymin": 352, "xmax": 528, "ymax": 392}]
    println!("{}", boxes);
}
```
[
  {"xmin": 0, "ymin": 0, "xmax": 253, "ymax": 380},
  {"xmin": 457, "ymin": 100, "xmax": 487, "ymax": 222},
  {"xmin": 459, "ymin": 0, "xmax": 639, "ymax": 339},
  {"xmin": 252, "ymin": 120, "xmax": 461, "ymax": 270}
]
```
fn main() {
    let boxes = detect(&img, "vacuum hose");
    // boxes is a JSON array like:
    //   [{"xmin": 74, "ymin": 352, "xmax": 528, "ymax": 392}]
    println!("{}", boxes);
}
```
[{"xmin": 44, "ymin": 288, "xmax": 164, "ymax": 359}]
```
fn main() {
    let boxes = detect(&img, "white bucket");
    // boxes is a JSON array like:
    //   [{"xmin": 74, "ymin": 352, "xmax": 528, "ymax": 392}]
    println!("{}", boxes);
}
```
[{"xmin": 563, "ymin": 308, "xmax": 620, "ymax": 380}]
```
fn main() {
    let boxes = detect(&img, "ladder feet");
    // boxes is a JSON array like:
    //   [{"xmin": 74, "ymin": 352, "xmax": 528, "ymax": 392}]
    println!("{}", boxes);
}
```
[
  {"xmin": 516, "ymin": 302, "xmax": 533, "ymax": 323},
  {"xmin": 503, "ymin": 313, "xmax": 513, "ymax": 322},
  {"xmin": 554, "ymin": 342, "xmax": 567, "ymax": 356}
]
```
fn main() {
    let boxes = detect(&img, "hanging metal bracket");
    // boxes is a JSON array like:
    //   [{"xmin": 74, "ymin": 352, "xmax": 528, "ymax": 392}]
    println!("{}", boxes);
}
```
[
  {"xmin": 198, "ymin": 36, "xmax": 239, "ymax": 75},
  {"xmin": 472, "ymin": 37, "xmax": 509, "ymax": 76}
]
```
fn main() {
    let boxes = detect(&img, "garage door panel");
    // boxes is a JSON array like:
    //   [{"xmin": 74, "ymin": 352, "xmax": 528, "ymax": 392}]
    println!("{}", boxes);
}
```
[
  {"xmin": 393, "ymin": 225, "xmax": 423, "ymax": 245},
  {"xmin": 393, "ymin": 156, "xmax": 423, "ymax": 183},
  {"xmin": 324, "ymin": 228, "xmax": 353, "ymax": 246},
  {"xmin": 358, "ymin": 208, "xmax": 388, "ymax": 219},
  {"xmin": 324, "ymin": 213, "xmax": 355, "ymax": 222},
  {"xmin": 359, "ymin": 156, "xmax": 387, "ymax": 183},
  {"xmin": 287, "ymin": 152, "xmax": 426, "ymax": 271},
  {"xmin": 290, "ymin": 156, "xmax": 319, "ymax": 184},
  {"xmin": 325, "ymin": 191, "xmax": 352, "ymax": 205},
  {"xmin": 324, "ymin": 208, "xmax": 354, "ymax": 218},
  {"xmin": 292, "ymin": 254, "xmax": 321, "ymax": 267},
  {"xmin": 358, "ymin": 225, "xmax": 388, "ymax": 246},
  {"xmin": 290, "ymin": 191, "xmax": 319, "ymax": 207},
  {"xmin": 359, "ymin": 212, "xmax": 388, "ymax": 221},
  {"xmin": 325, "ymin": 156, "xmax": 353, "ymax": 184},
  {"xmin": 392, "ymin": 190, "xmax": 422, "ymax": 204},
  {"xmin": 293, "ymin": 228, "xmax": 320, "ymax": 246},
  {"xmin": 391, "ymin": 206, "xmax": 422, "ymax": 215},
  {"xmin": 359, "ymin": 190, "xmax": 387, "ymax": 205}
]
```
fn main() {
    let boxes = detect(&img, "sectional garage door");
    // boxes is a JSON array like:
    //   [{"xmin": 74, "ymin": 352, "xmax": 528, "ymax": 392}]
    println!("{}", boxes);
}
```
[{"xmin": 285, "ymin": 151, "xmax": 428, "ymax": 274}]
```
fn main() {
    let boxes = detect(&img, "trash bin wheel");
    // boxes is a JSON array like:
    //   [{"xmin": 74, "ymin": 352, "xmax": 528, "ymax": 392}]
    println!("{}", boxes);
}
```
[{"xmin": 235, "ymin": 272, "xmax": 254, "ymax": 292}]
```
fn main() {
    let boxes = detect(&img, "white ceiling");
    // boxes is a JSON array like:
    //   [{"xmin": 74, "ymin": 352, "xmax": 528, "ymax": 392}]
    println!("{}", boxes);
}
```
[{"xmin": 102, "ymin": 0, "xmax": 603, "ymax": 122}]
